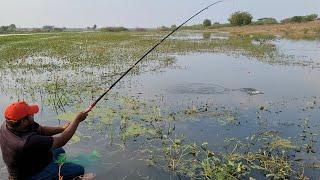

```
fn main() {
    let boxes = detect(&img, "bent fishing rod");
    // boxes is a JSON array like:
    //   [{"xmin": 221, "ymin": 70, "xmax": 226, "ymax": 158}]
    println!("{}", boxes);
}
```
[{"xmin": 85, "ymin": 0, "xmax": 224, "ymax": 113}]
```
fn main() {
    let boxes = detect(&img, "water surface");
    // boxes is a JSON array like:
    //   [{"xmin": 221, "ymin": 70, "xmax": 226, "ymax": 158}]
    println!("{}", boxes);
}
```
[{"xmin": 0, "ymin": 38, "xmax": 320, "ymax": 179}]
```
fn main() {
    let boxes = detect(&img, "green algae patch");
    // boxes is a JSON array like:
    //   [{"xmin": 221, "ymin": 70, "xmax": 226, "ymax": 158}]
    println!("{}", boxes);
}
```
[{"xmin": 120, "ymin": 122, "xmax": 157, "ymax": 140}]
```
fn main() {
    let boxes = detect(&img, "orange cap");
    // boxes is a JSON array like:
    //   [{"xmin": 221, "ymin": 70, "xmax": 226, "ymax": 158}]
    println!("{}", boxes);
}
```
[{"xmin": 4, "ymin": 101, "xmax": 39, "ymax": 121}]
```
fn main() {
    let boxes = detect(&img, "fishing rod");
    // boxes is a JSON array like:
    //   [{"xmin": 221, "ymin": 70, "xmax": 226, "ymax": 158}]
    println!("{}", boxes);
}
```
[{"xmin": 85, "ymin": 0, "xmax": 224, "ymax": 113}]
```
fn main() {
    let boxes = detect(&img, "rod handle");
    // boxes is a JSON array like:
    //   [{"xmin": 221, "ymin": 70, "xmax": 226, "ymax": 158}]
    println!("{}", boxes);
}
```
[{"xmin": 85, "ymin": 104, "xmax": 95, "ymax": 113}]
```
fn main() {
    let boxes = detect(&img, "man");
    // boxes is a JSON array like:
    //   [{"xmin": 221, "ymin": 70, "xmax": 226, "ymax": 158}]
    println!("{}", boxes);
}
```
[{"xmin": 0, "ymin": 101, "xmax": 88, "ymax": 179}]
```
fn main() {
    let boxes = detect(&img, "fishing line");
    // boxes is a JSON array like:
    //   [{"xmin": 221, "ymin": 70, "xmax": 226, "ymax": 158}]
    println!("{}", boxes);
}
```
[{"xmin": 85, "ymin": 0, "xmax": 224, "ymax": 113}]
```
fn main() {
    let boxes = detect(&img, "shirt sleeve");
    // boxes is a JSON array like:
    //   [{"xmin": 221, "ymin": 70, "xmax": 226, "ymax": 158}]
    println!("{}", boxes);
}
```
[{"xmin": 24, "ymin": 134, "xmax": 54, "ymax": 151}]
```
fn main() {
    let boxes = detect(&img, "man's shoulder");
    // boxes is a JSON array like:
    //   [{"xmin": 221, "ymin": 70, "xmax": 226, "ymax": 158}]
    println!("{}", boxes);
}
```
[{"xmin": 0, "ymin": 121, "xmax": 6, "ymax": 131}]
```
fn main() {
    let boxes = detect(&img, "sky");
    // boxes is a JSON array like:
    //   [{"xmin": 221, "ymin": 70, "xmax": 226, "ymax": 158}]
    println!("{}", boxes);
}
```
[{"xmin": 0, "ymin": 0, "xmax": 319, "ymax": 28}]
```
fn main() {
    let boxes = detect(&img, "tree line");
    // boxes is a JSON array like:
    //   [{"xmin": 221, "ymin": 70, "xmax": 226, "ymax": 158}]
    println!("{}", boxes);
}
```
[
  {"xmin": 1, "ymin": 12, "xmax": 318, "ymax": 34},
  {"xmin": 202, "ymin": 12, "xmax": 319, "ymax": 27},
  {"xmin": 0, "ymin": 24, "xmax": 16, "ymax": 33}
]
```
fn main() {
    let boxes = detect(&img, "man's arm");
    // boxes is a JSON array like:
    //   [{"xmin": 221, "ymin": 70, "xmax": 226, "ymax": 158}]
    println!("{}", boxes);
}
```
[
  {"xmin": 38, "ymin": 123, "xmax": 70, "ymax": 136},
  {"xmin": 51, "ymin": 111, "xmax": 88, "ymax": 149}
]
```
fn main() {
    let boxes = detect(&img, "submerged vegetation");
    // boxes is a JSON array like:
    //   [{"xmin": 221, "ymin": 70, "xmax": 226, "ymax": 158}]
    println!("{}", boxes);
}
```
[
  {"xmin": 41, "ymin": 83, "xmax": 320, "ymax": 179},
  {"xmin": 145, "ymin": 133, "xmax": 301, "ymax": 179}
]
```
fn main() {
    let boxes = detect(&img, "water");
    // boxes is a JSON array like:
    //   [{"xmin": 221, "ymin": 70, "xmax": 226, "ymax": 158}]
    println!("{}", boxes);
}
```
[
  {"xmin": 126, "ymin": 52, "xmax": 320, "ymax": 105},
  {"xmin": 275, "ymin": 39, "xmax": 320, "ymax": 63},
  {"xmin": 133, "ymin": 32, "xmax": 230, "ymax": 41},
  {"xmin": 0, "ymin": 38, "xmax": 320, "ymax": 179},
  {"xmin": 169, "ymin": 32, "xmax": 229, "ymax": 40}
]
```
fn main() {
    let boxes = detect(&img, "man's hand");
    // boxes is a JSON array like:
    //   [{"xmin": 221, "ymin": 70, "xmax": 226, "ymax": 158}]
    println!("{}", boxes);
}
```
[{"xmin": 75, "ymin": 111, "xmax": 88, "ymax": 123}]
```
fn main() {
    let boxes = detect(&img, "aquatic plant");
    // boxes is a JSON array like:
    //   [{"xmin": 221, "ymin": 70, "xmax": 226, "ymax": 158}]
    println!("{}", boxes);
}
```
[
  {"xmin": 0, "ymin": 30, "xmax": 307, "ymax": 70},
  {"xmin": 146, "ymin": 133, "xmax": 303, "ymax": 179},
  {"xmin": 0, "ymin": 30, "xmax": 319, "ymax": 179}
]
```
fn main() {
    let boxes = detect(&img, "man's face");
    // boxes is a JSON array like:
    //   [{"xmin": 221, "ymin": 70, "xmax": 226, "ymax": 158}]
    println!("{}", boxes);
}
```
[
  {"xmin": 20, "ymin": 115, "xmax": 35, "ymax": 128},
  {"xmin": 27, "ymin": 115, "xmax": 35, "ymax": 122}
]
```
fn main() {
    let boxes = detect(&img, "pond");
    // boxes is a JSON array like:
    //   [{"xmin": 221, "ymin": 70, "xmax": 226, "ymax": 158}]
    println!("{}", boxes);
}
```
[{"xmin": 0, "ymin": 35, "xmax": 320, "ymax": 179}]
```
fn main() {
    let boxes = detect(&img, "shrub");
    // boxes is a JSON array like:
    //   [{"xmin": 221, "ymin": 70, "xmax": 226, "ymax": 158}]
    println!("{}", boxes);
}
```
[
  {"xmin": 0, "ymin": 24, "xmax": 17, "ymax": 33},
  {"xmin": 135, "ymin": 28, "xmax": 147, "ymax": 32},
  {"xmin": 281, "ymin": 14, "xmax": 318, "ymax": 23},
  {"xmin": 31, "ymin": 28, "xmax": 43, "ymax": 33},
  {"xmin": 158, "ymin": 26, "xmax": 170, "ymax": 31},
  {"xmin": 0, "ymin": 26, "xmax": 9, "ymax": 33},
  {"xmin": 255, "ymin": 18, "xmax": 278, "ymax": 25},
  {"xmin": 100, "ymin": 27, "xmax": 129, "ymax": 32},
  {"xmin": 8, "ymin": 24, "xmax": 16, "ymax": 31},
  {"xmin": 304, "ymin": 14, "xmax": 318, "ymax": 21},
  {"xmin": 203, "ymin": 19, "xmax": 212, "ymax": 27},
  {"xmin": 228, "ymin": 11, "xmax": 253, "ymax": 26},
  {"xmin": 291, "ymin": 16, "xmax": 304, "ymax": 23},
  {"xmin": 53, "ymin": 28, "xmax": 63, "ymax": 32},
  {"xmin": 280, "ymin": 18, "xmax": 291, "ymax": 23}
]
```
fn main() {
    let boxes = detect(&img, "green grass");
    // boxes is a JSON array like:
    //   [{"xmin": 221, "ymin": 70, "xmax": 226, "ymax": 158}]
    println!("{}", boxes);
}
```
[
  {"xmin": 0, "ymin": 31, "xmax": 278, "ymax": 67},
  {"xmin": 4, "ymin": 30, "xmax": 316, "ymax": 72}
]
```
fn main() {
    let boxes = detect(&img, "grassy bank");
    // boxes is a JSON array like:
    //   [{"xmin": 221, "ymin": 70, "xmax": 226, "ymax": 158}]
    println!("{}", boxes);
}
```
[{"xmin": 209, "ymin": 21, "xmax": 320, "ymax": 40}]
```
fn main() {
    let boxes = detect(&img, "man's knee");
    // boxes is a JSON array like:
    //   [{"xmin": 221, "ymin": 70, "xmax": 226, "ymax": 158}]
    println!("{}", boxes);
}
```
[
  {"xmin": 52, "ymin": 147, "xmax": 66, "ymax": 160},
  {"xmin": 53, "ymin": 147, "xmax": 66, "ymax": 154},
  {"xmin": 74, "ymin": 164, "xmax": 85, "ymax": 175},
  {"xmin": 61, "ymin": 163, "xmax": 85, "ymax": 178}
]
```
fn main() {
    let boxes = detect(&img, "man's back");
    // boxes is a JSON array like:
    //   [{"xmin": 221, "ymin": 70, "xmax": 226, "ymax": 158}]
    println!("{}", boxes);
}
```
[
  {"xmin": 1, "ymin": 101, "xmax": 87, "ymax": 179},
  {"xmin": 0, "ymin": 122, "xmax": 53, "ymax": 179}
]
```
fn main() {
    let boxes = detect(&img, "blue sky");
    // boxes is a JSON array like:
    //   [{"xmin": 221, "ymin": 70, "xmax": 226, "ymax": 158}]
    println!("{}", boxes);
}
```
[{"xmin": 0, "ymin": 0, "xmax": 319, "ymax": 28}]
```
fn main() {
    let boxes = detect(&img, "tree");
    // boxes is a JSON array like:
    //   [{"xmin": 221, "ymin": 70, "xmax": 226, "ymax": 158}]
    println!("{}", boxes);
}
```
[
  {"xmin": 93, "ymin": 24, "xmax": 97, "ymax": 30},
  {"xmin": 291, "ymin": 16, "xmax": 304, "ymax": 23},
  {"xmin": 228, "ymin": 11, "xmax": 253, "ymax": 26},
  {"xmin": 8, "ymin": 24, "xmax": 16, "ymax": 31},
  {"xmin": 43, "ymin": 25, "xmax": 54, "ymax": 31},
  {"xmin": 171, "ymin": 24, "xmax": 177, "ymax": 29},
  {"xmin": 158, "ymin": 26, "xmax": 169, "ymax": 31},
  {"xmin": 303, "ymin": 14, "xmax": 318, "ymax": 21},
  {"xmin": 0, "ymin": 26, "xmax": 9, "ymax": 33},
  {"xmin": 203, "ymin": 19, "xmax": 212, "ymax": 27},
  {"xmin": 281, "ymin": 14, "xmax": 318, "ymax": 23},
  {"xmin": 0, "ymin": 24, "xmax": 16, "ymax": 33}
]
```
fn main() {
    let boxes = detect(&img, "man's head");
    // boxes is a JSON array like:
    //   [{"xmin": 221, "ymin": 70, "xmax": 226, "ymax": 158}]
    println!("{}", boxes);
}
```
[{"xmin": 4, "ymin": 101, "xmax": 39, "ymax": 130}]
